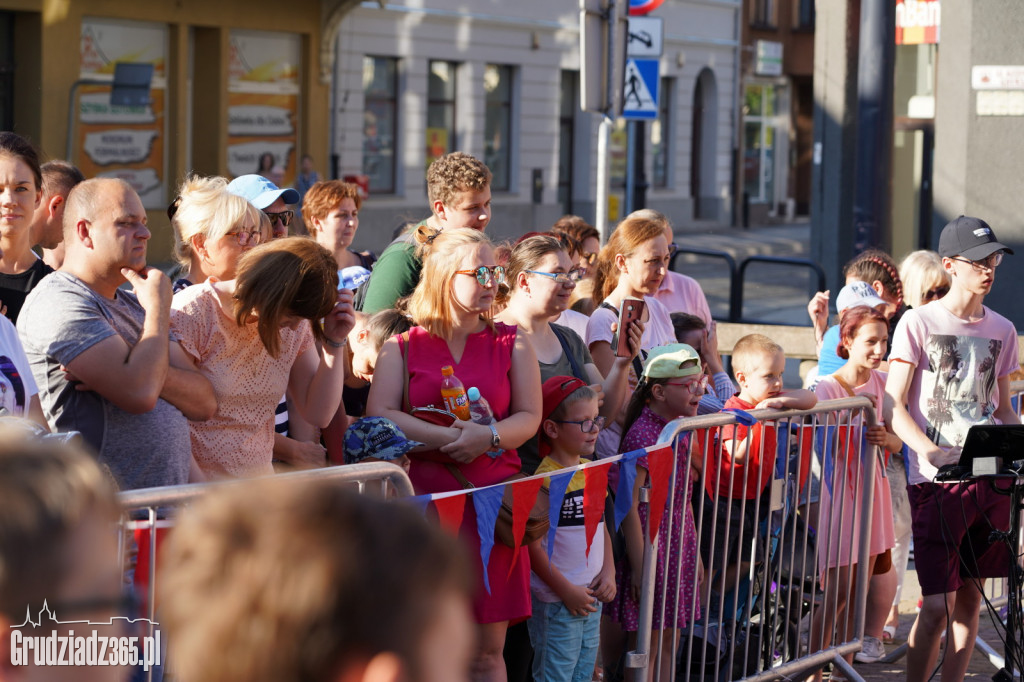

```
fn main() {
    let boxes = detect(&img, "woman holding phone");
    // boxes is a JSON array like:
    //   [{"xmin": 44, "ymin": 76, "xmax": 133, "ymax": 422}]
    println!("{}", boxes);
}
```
[{"xmin": 585, "ymin": 214, "xmax": 676, "ymax": 459}]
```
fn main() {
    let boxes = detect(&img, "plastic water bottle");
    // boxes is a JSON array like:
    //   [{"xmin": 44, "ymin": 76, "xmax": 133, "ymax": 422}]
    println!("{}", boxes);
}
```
[
  {"xmin": 440, "ymin": 365, "xmax": 471, "ymax": 421},
  {"xmin": 468, "ymin": 386, "xmax": 504, "ymax": 458}
]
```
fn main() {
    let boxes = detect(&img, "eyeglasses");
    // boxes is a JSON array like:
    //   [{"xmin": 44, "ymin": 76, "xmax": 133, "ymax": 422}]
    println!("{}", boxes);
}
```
[
  {"xmin": 554, "ymin": 416, "xmax": 606, "ymax": 433},
  {"xmin": 263, "ymin": 210, "xmax": 294, "ymax": 227},
  {"xmin": 665, "ymin": 375, "xmax": 709, "ymax": 393},
  {"xmin": 668, "ymin": 242, "xmax": 678, "ymax": 257},
  {"xmin": 455, "ymin": 265, "xmax": 506, "ymax": 287},
  {"xmin": 923, "ymin": 284, "xmax": 949, "ymax": 302},
  {"xmin": 524, "ymin": 268, "xmax": 584, "ymax": 285},
  {"xmin": 950, "ymin": 252, "xmax": 1003, "ymax": 271},
  {"xmin": 225, "ymin": 229, "xmax": 264, "ymax": 247}
]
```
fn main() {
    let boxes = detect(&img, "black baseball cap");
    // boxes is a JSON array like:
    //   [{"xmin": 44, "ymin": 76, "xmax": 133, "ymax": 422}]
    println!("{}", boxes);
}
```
[{"xmin": 938, "ymin": 216, "xmax": 1014, "ymax": 261}]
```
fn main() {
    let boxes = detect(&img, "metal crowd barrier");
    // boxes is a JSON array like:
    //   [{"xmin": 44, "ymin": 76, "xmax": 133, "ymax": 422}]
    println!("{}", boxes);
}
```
[
  {"xmin": 627, "ymin": 396, "xmax": 880, "ymax": 682},
  {"xmin": 117, "ymin": 462, "xmax": 413, "ymax": 682}
]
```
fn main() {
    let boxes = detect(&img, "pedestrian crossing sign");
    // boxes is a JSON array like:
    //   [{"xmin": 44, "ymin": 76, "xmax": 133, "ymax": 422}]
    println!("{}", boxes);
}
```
[{"xmin": 621, "ymin": 58, "xmax": 659, "ymax": 120}]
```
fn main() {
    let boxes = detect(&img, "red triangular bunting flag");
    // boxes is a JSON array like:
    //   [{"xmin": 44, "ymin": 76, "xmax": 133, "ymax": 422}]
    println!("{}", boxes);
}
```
[
  {"xmin": 433, "ymin": 495, "xmax": 466, "ymax": 537},
  {"xmin": 645, "ymin": 445, "xmax": 674, "ymax": 544},
  {"xmin": 583, "ymin": 465, "xmax": 609, "ymax": 558},
  {"xmin": 506, "ymin": 477, "xmax": 544, "ymax": 577}
]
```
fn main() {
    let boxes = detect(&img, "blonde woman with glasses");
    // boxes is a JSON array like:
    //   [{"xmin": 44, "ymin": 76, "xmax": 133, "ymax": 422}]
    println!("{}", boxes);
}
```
[{"xmin": 169, "ymin": 175, "xmax": 269, "ymax": 292}]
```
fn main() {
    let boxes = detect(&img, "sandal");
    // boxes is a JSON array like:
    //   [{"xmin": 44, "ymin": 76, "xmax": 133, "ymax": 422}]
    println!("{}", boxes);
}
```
[{"xmin": 882, "ymin": 625, "xmax": 896, "ymax": 642}]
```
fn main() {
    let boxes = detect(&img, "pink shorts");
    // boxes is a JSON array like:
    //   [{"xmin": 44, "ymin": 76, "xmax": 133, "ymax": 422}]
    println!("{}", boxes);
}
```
[{"xmin": 907, "ymin": 480, "xmax": 1012, "ymax": 596}]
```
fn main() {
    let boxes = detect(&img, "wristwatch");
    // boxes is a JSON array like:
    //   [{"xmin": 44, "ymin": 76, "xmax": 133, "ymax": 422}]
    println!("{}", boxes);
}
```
[{"xmin": 488, "ymin": 424, "xmax": 501, "ymax": 448}]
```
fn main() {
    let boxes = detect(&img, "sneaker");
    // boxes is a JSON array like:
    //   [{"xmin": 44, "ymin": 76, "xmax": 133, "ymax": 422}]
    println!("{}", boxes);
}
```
[{"xmin": 854, "ymin": 636, "xmax": 885, "ymax": 663}]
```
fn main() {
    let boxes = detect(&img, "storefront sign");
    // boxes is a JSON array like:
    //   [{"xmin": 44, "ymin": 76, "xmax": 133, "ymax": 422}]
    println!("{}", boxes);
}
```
[
  {"xmin": 976, "ymin": 91, "xmax": 1024, "ymax": 117},
  {"xmin": 972, "ymin": 66, "xmax": 1024, "ymax": 91},
  {"xmin": 228, "ymin": 30, "xmax": 301, "ymax": 185},
  {"xmin": 895, "ymin": 0, "xmax": 940, "ymax": 45},
  {"xmin": 754, "ymin": 41, "xmax": 783, "ymax": 77},
  {"xmin": 79, "ymin": 19, "xmax": 167, "ymax": 208}
]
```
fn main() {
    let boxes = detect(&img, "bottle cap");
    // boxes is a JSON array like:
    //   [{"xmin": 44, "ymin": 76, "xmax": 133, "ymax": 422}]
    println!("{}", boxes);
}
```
[
  {"xmin": 441, "ymin": 365, "xmax": 453, "ymax": 376},
  {"xmin": 467, "ymin": 387, "xmax": 481, "ymax": 400}
]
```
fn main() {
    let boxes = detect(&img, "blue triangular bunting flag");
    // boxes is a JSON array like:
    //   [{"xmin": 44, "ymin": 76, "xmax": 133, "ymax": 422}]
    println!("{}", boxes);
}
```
[{"xmin": 472, "ymin": 485, "xmax": 505, "ymax": 594}]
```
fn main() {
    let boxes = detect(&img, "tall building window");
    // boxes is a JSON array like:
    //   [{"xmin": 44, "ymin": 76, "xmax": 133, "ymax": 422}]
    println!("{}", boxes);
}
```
[
  {"xmin": 795, "ymin": 0, "xmax": 815, "ymax": 29},
  {"xmin": 427, "ymin": 61, "xmax": 457, "ymax": 168},
  {"xmin": 651, "ymin": 77, "xmax": 672, "ymax": 188},
  {"xmin": 558, "ymin": 70, "xmax": 577, "ymax": 214},
  {"xmin": 484, "ymin": 64, "xmax": 513, "ymax": 191},
  {"xmin": 363, "ymin": 56, "xmax": 398, "ymax": 194},
  {"xmin": 0, "ymin": 13, "xmax": 12, "ymax": 132},
  {"xmin": 752, "ymin": 0, "xmax": 775, "ymax": 28}
]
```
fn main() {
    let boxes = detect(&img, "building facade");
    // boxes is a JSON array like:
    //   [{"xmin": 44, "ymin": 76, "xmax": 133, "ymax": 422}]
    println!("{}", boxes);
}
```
[
  {"xmin": 0, "ymin": 0, "xmax": 341, "ymax": 261},
  {"xmin": 329, "ymin": 0, "xmax": 741, "ymax": 253}
]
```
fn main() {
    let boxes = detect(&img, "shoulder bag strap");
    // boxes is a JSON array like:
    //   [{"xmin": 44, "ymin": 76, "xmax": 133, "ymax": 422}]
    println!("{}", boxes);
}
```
[
  {"xmin": 551, "ymin": 324, "xmax": 587, "ymax": 381},
  {"xmin": 444, "ymin": 463, "xmax": 476, "ymax": 490},
  {"xmin": 400, "ymin": 331, "xmax": 412, "ymax": 413}
]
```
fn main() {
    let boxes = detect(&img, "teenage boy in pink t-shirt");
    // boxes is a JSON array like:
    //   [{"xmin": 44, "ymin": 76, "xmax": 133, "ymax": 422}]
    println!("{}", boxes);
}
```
[{"xmin": 885, "ymin": 216, "xmax": 1020, "ymax": 682}]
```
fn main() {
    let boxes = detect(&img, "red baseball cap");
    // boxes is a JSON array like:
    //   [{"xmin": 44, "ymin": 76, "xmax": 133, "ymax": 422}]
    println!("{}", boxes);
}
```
[{"xmin": 539, "ymin": 375, "xmax": 590, "ymax": 456}]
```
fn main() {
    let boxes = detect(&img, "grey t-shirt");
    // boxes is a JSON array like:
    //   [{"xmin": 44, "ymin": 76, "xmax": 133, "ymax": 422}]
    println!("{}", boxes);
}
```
[
  {"xmin": 519, "ymin": 323, "xmax": 595, "ymax": 475},
  {"xmin": 18, "ymin": 272, "xmax": 191, "ymax": 490}
]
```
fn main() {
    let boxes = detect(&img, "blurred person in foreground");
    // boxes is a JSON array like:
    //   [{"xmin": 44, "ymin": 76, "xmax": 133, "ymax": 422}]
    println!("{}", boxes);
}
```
[
  {"xmin": 160, "ymin": 479, "xmax": 474, "ymax": 682},
  {"xmin": 0, "ymin": 426, "xmax": 130, "ymax": 682}
]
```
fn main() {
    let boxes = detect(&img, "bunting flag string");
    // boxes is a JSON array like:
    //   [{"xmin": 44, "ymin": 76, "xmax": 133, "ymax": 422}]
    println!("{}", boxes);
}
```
[
  {"xmin": 546, "ymin": 471, "xmax": 575, "ymax": 563},
  {"xmin": 582, "ymin": 464, "xmax": 609, "ymax": 559},
  {"xmin": 507, "ymin": 476, "xmax": 544, "ymax": 578},
  {"xmin": 614, "ymin": 458, "xmax": 639, "ymax": 532},
  {"xmin": 644, "ymin": 444, "xmax": 675, "ymax": 544},
  {"xmin": 472, "ymin": 485, "xmax": 505, "ymax": 594},
  {"xmin": 433, "ymin": 494, "xmax": 466, "ymax": 535}
]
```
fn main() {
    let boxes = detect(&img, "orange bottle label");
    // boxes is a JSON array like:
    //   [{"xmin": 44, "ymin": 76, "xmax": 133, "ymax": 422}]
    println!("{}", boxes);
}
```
[{"xmin": 441, "ymin": 388, "xmax": 471, "ymax": 420}]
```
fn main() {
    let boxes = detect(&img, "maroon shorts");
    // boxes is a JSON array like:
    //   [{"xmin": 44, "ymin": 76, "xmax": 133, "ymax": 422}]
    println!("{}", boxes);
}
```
[{"xmin": 907, "ymin": 480, "xmax": 1012, "ymax": 596}]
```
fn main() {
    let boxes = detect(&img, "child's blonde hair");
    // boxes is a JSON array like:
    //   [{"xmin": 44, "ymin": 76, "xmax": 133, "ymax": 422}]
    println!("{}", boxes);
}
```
[{"xmin": 731, "ymin": 334, "xmax": 783, "ymax": 376}]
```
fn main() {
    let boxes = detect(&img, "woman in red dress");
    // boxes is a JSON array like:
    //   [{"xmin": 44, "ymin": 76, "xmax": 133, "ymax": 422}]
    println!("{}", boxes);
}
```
[{"xmin": 367, "ymin": 227, "xmax": 541, "ymax": 682}]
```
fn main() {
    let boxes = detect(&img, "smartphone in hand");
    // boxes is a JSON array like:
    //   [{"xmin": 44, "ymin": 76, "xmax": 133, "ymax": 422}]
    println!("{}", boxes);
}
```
[{"xmin": 614, "ymin": 297, "xmax": 645, "ymax": 357}]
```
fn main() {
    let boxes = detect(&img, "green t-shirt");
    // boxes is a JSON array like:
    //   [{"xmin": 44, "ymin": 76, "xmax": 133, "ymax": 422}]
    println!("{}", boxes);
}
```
[{"xmin": 358, "ymin": 237, "xmax": 422, "ymax": 314}]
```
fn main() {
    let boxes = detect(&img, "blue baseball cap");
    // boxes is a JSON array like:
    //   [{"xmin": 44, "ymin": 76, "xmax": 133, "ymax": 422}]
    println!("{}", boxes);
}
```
[
  {"xmin": 343, "ymin": 417, "xmax": 423, "ymax": 464},
  {"xmin": 226, "ymin": 174, "xmax": 300, "ymax": 210}
]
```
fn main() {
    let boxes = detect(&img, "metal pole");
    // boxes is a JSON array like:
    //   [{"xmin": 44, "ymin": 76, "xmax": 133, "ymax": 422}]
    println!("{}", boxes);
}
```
[
  {"xmin": 625, "ymin": 120, "xmax": 637, "ymax": 216},
  {"xmin": 596, "ymin": 115, "xmax": 613, "ymax": 243}
]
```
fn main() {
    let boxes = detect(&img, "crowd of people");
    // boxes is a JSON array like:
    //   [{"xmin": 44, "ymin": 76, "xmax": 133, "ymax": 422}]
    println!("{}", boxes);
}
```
[{"xmin": 0, "ymin": 131, "xmax": 1018, "ymax": 682}]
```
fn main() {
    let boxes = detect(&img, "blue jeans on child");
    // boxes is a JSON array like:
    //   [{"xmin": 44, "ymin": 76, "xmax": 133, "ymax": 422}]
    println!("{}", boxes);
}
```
[{"xmin": 527, "ymin": 594, "xmax": 600, "ymax": 682}]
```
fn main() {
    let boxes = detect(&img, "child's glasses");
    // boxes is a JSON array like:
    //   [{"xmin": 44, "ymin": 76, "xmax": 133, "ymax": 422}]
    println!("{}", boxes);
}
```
[
  {"xmin": 665, "ymin": 375, "xmax": 709, "ymax": 393},
  {"xmin": 455, "ymin": 265, "xmax": 506, "ymax": 287},
  {"xmin": 553, "ymin": 416, "xmax": 605, "ymax": 433}
]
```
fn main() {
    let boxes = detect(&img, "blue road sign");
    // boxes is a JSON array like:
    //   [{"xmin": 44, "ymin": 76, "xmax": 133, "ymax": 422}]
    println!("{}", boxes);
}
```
[{"xmin": 622, "ymin": 58, "xmax": 659, "ymax": 120}]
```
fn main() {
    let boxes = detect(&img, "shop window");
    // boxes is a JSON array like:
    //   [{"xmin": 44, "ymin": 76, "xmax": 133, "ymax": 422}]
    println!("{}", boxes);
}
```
[
  {"xmin": 363, "ymin": 56, "xmax": 398, "ymax": 194},
  {"xmin": 795, "ymin": 0, "xmax": 815, "ymax": 30},
  {"xmin": 651, "ymin": 77, "xmax": 672, "ymax": 188},
  {"xmin": 743, "ymin": 83, "xmax": 777, "ymax": 202},
  {"xmin": 427, "ymin": 61, "xmax": 457, "ymax": 169},
  {"xmin": 484, "ymin": 64, "xmax": 513, "ymax": 191}
]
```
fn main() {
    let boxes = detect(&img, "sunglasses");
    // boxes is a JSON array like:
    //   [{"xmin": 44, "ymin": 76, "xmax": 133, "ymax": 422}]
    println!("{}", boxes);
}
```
[
  {"xmin": 225, "ymin": 229, "xmax": 264, "ymax": 247},
  {"xmin": 665, "ymin": 374, "xmax": 709, "ymax": 393},
  {"xmin": 524, "ymin": 268, "xmax": 584, "ymax": 285},
  {"xmin": 923, "ymin": 284, "xmax": 949, "ymax": 302},
  {"xmin": 263, "ymin": 210, "xmax": 294, "ymax": 227},
  {"xmin": 553, "ymin": 416, "xmax": 605, "ymax": 433},
  {"xmin": 455, "ymin": 265, "xmax": 506, "ymax": 287}
]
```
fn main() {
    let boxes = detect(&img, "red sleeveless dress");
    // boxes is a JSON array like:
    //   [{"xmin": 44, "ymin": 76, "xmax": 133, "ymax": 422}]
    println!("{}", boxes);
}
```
[{"xmin": 400, "ymin": 322, "xmax": 531, "ymax": 624}]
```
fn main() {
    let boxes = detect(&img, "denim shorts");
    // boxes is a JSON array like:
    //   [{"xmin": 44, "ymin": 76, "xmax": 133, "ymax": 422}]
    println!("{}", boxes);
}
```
[{"xmin": 527, "ymin": 594, "xmax": 601, "ymax": 682}]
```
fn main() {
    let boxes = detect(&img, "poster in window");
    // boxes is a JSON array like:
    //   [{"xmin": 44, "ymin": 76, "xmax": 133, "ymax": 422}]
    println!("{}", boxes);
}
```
[
  {"xmin": 78, "ymin": 19, "xmax": 167, "ymax": 208},
  {"xmin": 227, "ymin": 30, "xmax": 300, "ymax": 187}
]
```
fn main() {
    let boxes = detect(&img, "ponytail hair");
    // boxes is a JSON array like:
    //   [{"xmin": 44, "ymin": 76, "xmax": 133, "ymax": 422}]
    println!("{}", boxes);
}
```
[
  {"xmin": 845, "ymin": 249, "xmax": 904, "ymax": 309},
  {"xmin": 618, "ymin": 377, "xmax": 668, "ymax": 452}
]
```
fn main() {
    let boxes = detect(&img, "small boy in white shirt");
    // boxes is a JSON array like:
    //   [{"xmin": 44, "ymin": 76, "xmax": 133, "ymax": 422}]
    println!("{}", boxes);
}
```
[{"xmin": 528, "ymin": 376, "xmax": 616, "ymax": 682}]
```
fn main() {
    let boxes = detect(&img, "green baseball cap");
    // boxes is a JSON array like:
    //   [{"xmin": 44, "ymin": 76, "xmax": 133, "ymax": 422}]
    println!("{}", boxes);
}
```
[{"xmin": 641, "ymin": 343, "xmax": 702, "ymax": 380}]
